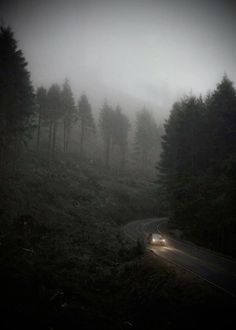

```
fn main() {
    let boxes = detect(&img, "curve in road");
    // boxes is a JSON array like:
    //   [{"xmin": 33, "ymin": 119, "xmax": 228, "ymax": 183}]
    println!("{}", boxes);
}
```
[{"xmin": 124, "ymin": 218, "xmax": 236, "ymax": 298}]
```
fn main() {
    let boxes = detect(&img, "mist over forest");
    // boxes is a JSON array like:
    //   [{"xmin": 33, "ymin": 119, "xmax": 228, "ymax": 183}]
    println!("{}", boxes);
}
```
[{"xmin": 0, "ymin": 1, "xmax": 236, "ymax": 329}]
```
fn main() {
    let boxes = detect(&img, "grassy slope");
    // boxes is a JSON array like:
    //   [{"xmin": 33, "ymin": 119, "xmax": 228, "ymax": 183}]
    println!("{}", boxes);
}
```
[{"xmin": 0, "ymin": 154, "xmax": 234, "ymax": 329}]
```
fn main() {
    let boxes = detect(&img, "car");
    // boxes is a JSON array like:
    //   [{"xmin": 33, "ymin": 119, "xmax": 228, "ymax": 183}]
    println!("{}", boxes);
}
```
[{"xmin": 147, "ymin": 233, "xmax": 166, "ymax": 246}]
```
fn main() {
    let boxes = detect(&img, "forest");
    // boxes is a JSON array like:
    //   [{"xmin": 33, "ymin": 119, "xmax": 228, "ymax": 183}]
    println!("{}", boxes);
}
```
[
  {"xmin": 0, "ymin": 24, "xmax": 235, "ymax": 330},
  {"xmin": 0, "ymin": 25, "xmax": 161, "ymax": 176},
  {"xmin": 158, "ymin": 76, "xmax": 236, "ymax": 257}
]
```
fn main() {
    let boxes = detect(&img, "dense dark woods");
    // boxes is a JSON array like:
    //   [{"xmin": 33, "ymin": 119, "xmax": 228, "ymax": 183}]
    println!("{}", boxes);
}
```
[
  {"xmin": 158, "ymin": 76, "xmax": 236, "ymax": 256},
  {"xmin": 0, "ymin": 26, "xmax": 34, "ymax": 173},
  {"xmin": 0, "ymin": 24, "xmax": 235, "ymax": 330}
]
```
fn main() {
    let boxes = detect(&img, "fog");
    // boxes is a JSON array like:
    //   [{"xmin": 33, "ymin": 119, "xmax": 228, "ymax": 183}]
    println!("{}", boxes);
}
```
[
  {"xmin": 1, "ymin": 0, "xmax": 236, "ymax": 119},
  {"xmin": 1, "ymin": 1, "xmax": 236, "ymax": 327}
]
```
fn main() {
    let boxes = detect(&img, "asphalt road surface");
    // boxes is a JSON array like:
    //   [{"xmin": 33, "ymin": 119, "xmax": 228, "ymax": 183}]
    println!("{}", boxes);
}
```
[{"xmin": 124, "ymin": 218, "xmax": 236, "ymax": 297}]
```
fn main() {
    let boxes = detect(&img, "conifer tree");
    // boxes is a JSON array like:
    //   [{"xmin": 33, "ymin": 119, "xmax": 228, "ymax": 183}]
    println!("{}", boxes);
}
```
[
  {"xmin": 61, "ymin": 79, "xmax": 76, "ymax": 153},
  {"xmin": 36, "ymin": 87, "xmax": 47, "ymax": 152},
  {"xmin": 206, "ymin": 75, "xmax": 236, "ymax": 166},
  {"xmin": 0, "ymin": 25, "xmax": 34, "ymax": 164},
  {"xmin": 99, "ymin": 102, "xmax": 114, "ymax": 167},
  {"xmin": 47, "ymin": 84, "xmax": 62, "ymax": 160},
  {"xmin": 134, "ymin": 108, "xmax": 159, "ymax": 171},
  {"xmin": 158, "ymin": 96, "xmax": 205, "ymax": 225},
  {"xmin": 77, "ymin": 94, "xmax": 95, "ymax": 159},
  {"xmin": 112, "ymin": 106, "xmax": 130, "ymax": 170}
]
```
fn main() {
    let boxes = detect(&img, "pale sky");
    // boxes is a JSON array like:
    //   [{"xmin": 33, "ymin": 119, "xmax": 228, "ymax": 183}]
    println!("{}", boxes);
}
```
[{"xmin": 1, "ymin": 0, "xmax": 236, "ymax": 119}]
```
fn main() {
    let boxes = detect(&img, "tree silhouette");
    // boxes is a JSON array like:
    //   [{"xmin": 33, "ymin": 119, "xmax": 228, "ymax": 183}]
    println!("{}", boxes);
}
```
[
  {"xmin": 61, "ymin": 79, "xmax": 76, "ymax": 153},
  {"xmin": 112, "ymin": 106, "xmax": 130, "ymax": 171},
  {"xmin": 77, "ymin": 94, "xmax": 95, "ymax": 159},
  {"xmin": 47, "ymin": 84, "xmax": 62, "ymax": 160},
  {"xmin": 36, "ymin": 87, "xmax": 47, "ymax": 153},
  {"xmin": 134, "ymin": 108, "xmax": 159, "ymax": 171},
  {"xmin": 0, "ymin": 25, "xmax": 34, "ymax": 166},
  {"xmin": 99, "ymin": 101, "xmax": 114, "ymax": 167}
]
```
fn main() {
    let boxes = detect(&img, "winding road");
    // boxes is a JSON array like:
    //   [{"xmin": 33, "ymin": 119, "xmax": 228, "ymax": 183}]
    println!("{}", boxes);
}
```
[{"xmin": 124, "ymin": 218, "xmax": 236, "ymax": 297}]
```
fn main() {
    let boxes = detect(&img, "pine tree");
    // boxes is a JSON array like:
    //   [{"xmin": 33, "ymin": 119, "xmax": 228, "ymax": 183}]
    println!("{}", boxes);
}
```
[
  {"xmin": 206, "ymin": 75, "xmax": 236, "ymax": 166},
  {"xmin": 0, "ymin": 25, "xmax": 34, "ymax": 165},
  {"xmin": 47, "ymin": 84, "xmax": 62, "ymax": 160},
  {"xmin": 61, "ymin": 79, "xmax": 76, "ymax": 153},
  {"xmin": 204, "ymin": 76, "xmax": 236, "ymax": 251},
  {"xmin": 99, "ymin": 101, "xmax": 114, "ymax": 167},
  {"xmin": 77, "ymin": 94, "xmax": 95, "ymax": 159},
  {"xmin": 159, "ymin": 97, "xmax": 205, "ymax": 178},
  {"xmin": 158, "ymin": 96, "xmax": 205, "ymax": 225},
  {"xmin": 36, "ymin": 87, "xmax": 47, "ymax": 152},
  {"xmin": 112, "ymin": 106, "xmax": 130, "ymax": 171},
  {"xmin": 134, "ymin": 108, "xmax": 159, "ymax": 171}
]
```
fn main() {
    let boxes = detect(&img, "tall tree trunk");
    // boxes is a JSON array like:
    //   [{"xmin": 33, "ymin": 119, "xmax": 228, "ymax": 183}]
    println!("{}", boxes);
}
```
[
  {"xmin": 63, "ymin": 118, "xmax": 67, "ymax": 153},
  {"xmin": 105, "ymin": 136, "xmax": 111, "ymax": 168},
  {"xmin": 36, "ymin": 110, "xmax": 41, "ymax": 153},
  {"xmin": 120, "ymin": 145, "xmax": 126, "ymax": 172},
  {"xmin": 66, "ymin": 125, "xmax": 70, "ymax": 153},
  {"xmin": 48, "ymin": 120, "xmax": 53, "ymax": 162},
  {"xmin": 80, "ymin": 122, "xmax": 85, "ymax": 159},
  {"xmin": 142, "ymin": 150, "xmax": 147, "ymax": 172},
  {"xmin": 191, "ymin": 122, "xmax": 195, "ymax": 175},
  {"xmin": 12, "ymin": 131, "xmax": 20, "ymax": 172},
  {"xmin": 52, "ymin": 121, "xmax": 57, "ymax": 160}
]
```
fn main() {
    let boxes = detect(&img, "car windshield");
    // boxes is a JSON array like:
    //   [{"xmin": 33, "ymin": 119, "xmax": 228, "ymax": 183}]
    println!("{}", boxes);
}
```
[{"xmin": 152, "ymin": 234, "xmax": 162, "ymax": 239}]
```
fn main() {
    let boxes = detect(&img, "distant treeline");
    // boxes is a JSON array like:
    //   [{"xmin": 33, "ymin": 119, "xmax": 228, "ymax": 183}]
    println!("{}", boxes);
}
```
[
  {"xmin": 0, "ymin": 25, "xmax": 161, "ymax": 176},
  {"xmin": 34, "ymin": 83, "xmax": 160, "ymax": 173},
  {"xmin": 158, "ymin": 76, "xmax": 236, "ymax": 256}
]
